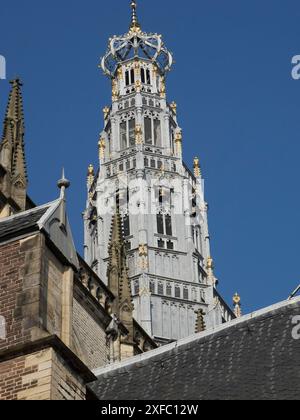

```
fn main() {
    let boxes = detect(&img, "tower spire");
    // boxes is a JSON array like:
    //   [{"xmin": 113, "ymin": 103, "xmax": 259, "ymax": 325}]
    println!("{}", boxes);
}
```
[
  {"xmin": 0, "ymin": 79, "xmax": 28, "ymax": 214},
  {"xmin": 130, "ymin": 0, "xmax": 140, "ymax": 30}
]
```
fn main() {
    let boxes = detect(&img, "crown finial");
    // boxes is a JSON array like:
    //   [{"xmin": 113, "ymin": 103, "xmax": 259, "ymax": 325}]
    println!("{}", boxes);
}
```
[
  {"xmin": 130, "ymin": 0, "xmax": 140, "ymax": 30},
  {"xmin": 57, "ymin": 168, "xmax": 70, "ymax": 199}
]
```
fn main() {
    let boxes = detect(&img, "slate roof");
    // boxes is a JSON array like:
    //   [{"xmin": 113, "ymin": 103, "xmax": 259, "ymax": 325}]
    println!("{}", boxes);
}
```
[
  {"xmin": 90, "ymin": 297, "xmax": 300, "ymax": 401},
  {"xmin": 0, "ymin": 203, "xmax": 53, "ymax": 242}
]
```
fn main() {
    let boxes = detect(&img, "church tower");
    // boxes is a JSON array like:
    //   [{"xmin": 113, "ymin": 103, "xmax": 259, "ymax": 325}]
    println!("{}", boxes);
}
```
[{"xmin": 84, "ymin": 1, "xmax": 234, "ymax": 344}]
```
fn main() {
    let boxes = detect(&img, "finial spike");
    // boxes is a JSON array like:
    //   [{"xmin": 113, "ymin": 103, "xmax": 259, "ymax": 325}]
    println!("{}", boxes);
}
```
[
  {"xmin": 57, "ymin": 167, "xmax": 70, "ymax": 199},
  {"xmin": 130, "ymin": 0, "xmax": 140, "ymax": 30}
]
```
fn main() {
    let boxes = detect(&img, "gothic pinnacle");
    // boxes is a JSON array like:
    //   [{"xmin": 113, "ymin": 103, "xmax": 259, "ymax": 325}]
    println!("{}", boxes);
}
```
[{"xmin": 1, "ymin": 78, "xmax": 27, "ymax": 180}]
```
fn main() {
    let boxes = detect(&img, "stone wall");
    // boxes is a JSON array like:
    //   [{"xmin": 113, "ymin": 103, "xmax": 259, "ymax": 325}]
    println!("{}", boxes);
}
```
[
  {"xmin": 0, "ymin": 347, "xmax": 86, "ymax": 400},
  {"xmin": 50, "ymin": 348, "xmax": 86, "ymax": 400}
]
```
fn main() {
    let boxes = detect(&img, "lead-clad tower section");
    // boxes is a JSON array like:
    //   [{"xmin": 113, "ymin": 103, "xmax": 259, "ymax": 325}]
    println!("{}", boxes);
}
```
[{"xmin": 84, "ymin": 1, "xmax": 234, "ymax": 344}]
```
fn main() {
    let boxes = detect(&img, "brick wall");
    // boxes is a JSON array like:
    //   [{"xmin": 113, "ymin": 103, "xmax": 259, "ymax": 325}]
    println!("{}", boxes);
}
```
[
  {"xmin": 0, "ymin": 348, "xmax": 86, "ymax": 400},
  {"xmin": 72, "ymin": 298, "xmax": 108, "ymax": 370},
  {"xmin": 0, "ymin": 349, "xmax": 51, "ymax": 400},
  {"xmin": 51, "ymin": 349, "xmax": 86, "ymax": 400},
  {"xmin": 0, "ymin": 239, "xmax": 28, "ymax": 351},
  {"xmin": 0, "ymin": 232, "xmax": 106, "ymax": 399},
  {"xmin": 0, "ymin": 234, "xmax": 66, "ymax": 352}
]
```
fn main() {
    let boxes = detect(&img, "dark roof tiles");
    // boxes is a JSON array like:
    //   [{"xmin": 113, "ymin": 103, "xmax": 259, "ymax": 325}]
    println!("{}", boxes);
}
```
[
  {"xmin": 0, "ymin": 206, "xmax": 50, "ymax": 241},
  {"xmin": 90, "ymin": 299, "xmax": 300, "ymax": 401}
]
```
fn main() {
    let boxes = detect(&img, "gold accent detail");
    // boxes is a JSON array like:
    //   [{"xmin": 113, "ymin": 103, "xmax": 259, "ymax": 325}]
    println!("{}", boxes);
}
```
[
  {"xmin": 98, "ymin": 138, "xmax": 106, "ymax": 160},
  {"xmin": 193, "ymin": 157, "xmax": 201, "ymax": 178},
  {"xmin": 135, "ymin": 80, "xmax": 142, "ymax": 93},
  {"xmin": 129, "ymin": 25, "xmax": 142, "ymax": 35},
  {"xmin": 175, "ymin": 131, "xmax": 182, "ymax": 143},
  {"xmin": 117, "ymin": 67, "xmax": 123, "ymax": 80},
  {"xmin": 112, "ymin": 79, "xmax": 119, "ymax": 102},
  {"xmin": 138, "ymin": 244, "xmax": 148, "ymax": 257},
  {"xmin": 87, "ymin": 164, "xmax": 95, "ymax": 188},
  {"xmin": 160, "ymin": 77, "xmax": 166, "ymax": 98},
  {"xmin": 134, "ymin": 61, "xmax": 140, "ymax": 76},
  {"xmin": 207, "ymin": 257, "xmax": 214, "ymax": 270},
  {"xmin": 170, "ymin": 101, "xmax": 177, "ymax": 115},
  {"xmin": 233, "ymin": 293, "xmax": 242, "ymax": 318},
  {"xmin": 138, "ymin": 258, "xmax": 148, "ymax": 271},
  {"xmin": 138, "ymin": 243, "xmax": 148, "ymax": 271},
  {"xmin": 135, "ymin": 124, "xmax": 143, "ymax": 145},
  {"xmin": 103, "ymin": 106, "xmax": 110, "ymax": 120},
  {"xmin": 152, "ymin": 64, "xmax": 158, "ymax": 77},
  {"xmin": 233, "ymin": 293, "xmax": 241, "ymax": 305}
]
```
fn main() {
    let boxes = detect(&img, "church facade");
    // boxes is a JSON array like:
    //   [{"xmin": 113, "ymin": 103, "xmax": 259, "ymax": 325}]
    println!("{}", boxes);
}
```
[{"xmin": 0, "ymin": 1, "xmax": 239, "ymax": 400}]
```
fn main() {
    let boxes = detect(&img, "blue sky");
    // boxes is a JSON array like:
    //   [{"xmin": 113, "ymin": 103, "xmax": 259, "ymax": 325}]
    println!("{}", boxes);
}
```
[{"xmin": 1, "ymin": 0, "xmax": 300, "ymax": 314}]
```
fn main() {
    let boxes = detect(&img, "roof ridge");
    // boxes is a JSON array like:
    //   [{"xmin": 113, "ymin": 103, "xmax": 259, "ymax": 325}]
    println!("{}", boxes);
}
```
[
  {"xmin": 0, "ymin": 199, "xmax": 60, "ymax": 223},
  {"xmin": 93, "ymin": 296, "xmax": 300, "ymax": 377}
]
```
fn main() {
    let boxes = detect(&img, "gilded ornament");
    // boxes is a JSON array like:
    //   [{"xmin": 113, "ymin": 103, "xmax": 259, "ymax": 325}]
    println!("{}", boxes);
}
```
[{"xmin": 135, "ymin": 124, "xmax": 143, "ymax": 145}]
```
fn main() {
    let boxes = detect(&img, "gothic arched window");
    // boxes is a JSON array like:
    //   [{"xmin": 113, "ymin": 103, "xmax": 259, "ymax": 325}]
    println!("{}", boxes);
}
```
[
  {"xmin": 158, "ymin": 283, "xmax": 164, "ymax": 295},
  {"xmin": 125, "ymin": 68, "xmax": 135, "ymax": 86},
  {"xmin": 144, "ymin": 117, "xmax": 152, "ymax": 145},
  {"xmin": 123, "ymin": 214, "xmax": 130, "ymax": 237},
  {"xmin": 120, "ymin": 117, "xmax": 136, "ymax": 150},
  {"xmin": 141, "ymin": 68, "xmax": 145, "ymax": 84},
  {"xmin": 141, "ymin": 68, "xmax": 151, "ymax": 85},
  {"xmin": 134, "ymin": 281, "xmax": 140, "ymax": 296},
  {"xmin": 144, "ymin": 114, "xmax": 161, "ymax": 146},
  {"xmin": 183, "ymin": 288, "xmax": 189, "ymax": 300},
  {"xmin": 150, "ymin": 281, "xmax": 155, "ymax": 294},
  {"xmin": 175, "ymin": 286, "xmax": 181, "ymax": 299}
]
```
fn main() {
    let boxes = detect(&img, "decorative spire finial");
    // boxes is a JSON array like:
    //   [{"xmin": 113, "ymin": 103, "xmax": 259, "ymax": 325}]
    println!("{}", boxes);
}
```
[
  {"xmin": 207, "ymin": 257, "xmax": 218, "ymax": 287},
  {"xmin": 87, "ymin": 164, "xmax": 95, "ymax": 188},
  {"xmin": 130, "ymin": 0, "xmax": 141, "ymax": 30},
  {"xmin": 194, "ymin": 157, "xmax": 202, "ymax": 178},
  {"xmin": 57, "ymin": 168, "xmax": 70, "ymax": 199},
  {"xmin": 233, "ymin": 293, "xmax": 242, "ymax": 318}
]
